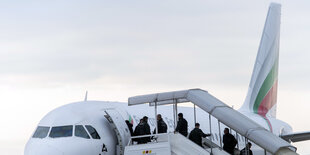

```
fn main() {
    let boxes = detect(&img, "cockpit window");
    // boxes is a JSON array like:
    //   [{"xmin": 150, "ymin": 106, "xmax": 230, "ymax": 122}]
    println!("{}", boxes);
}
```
[
  {"xmin": 33, "ymin": 126, "xmax": 50, "ymax": 138},
  {"xmin": 75, "ymin": 125, "xmax": 90, "ymax": 139},
  {"xmin": 85, "ymin": 125, "xmax": 100, "ymax": 139},
  {"xmin": 49, "ymin": 125, "xmax": 73, "ymax": 138}
]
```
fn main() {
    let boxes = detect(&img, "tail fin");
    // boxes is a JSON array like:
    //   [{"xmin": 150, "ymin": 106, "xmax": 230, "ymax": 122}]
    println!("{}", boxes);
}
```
[{"xmin": 240, "ymin": 3, "xmax": 281, "ymax": 118}]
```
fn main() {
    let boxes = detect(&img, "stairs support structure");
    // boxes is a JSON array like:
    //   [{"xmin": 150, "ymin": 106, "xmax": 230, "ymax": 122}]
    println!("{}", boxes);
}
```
[{"xmin": 128, "ymin": 89, "xmax": 298, "ymax": 155}]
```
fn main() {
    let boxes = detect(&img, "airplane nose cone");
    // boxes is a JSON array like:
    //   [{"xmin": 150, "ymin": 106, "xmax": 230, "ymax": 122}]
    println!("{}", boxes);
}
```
[
  {"xmin": 25, "ymin": 138, "xmax": 98, "ymax": 155},
  {"xmin": 25, "ymin": 140, "xmax": 64, "ymax": 155}
]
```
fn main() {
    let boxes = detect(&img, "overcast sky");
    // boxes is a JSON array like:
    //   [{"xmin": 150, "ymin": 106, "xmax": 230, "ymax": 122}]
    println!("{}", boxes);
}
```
[{"xmin": 1, "ymin": 0, "xmax": 310, "ymax": 154}]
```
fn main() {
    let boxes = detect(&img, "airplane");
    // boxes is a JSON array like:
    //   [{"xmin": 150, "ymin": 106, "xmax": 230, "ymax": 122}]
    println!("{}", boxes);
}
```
[{"xmin": 24, "ymin": 3, "xmax": 310, "ymax": 155}]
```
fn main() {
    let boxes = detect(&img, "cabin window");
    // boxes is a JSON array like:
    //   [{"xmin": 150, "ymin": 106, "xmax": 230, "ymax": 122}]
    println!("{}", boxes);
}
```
[
  {"xmin": 85, "ymin": 125, "xmax": 100, "ymax": 139},
  {"xmin": 33, "ymin": 126, "xmax": 50, "ymax": 138},
  {"xmin": 49, "ymin": 125, "xmax": 73, "ymax": 138},
  {"xmin": 75, "ymin": 125, "xmax": 90, "ymax": 139}
]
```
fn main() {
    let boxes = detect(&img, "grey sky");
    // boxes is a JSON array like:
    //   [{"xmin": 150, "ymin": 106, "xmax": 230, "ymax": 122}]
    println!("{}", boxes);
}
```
[{"xmin": 1, "ymin": 0, "xmax": 310, "ymax": 154}]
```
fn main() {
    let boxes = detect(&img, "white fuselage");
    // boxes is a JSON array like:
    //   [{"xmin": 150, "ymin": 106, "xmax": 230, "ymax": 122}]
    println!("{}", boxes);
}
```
[{"xmin": 24, "ymin": 101, "xmax": 292, "ymax": 155}]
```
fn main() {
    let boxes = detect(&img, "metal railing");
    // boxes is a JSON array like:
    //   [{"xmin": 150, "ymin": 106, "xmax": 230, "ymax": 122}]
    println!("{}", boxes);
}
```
[
  {"xmin": 128, "ymin": 89, "xmax": 297, "ymax": 155},
  {"xmin": 127, "ymin": 133, "xmax": 170, "ymax": 146}
]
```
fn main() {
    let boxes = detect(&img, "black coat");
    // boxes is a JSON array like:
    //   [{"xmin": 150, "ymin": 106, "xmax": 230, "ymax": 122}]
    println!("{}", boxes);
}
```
[
  {"xmin": 126, "ymin": 121, "xmax": 134, "ymax": 136},
  {"xmin": 153, "ymin": 119, "xmax": 168, "ymax": 134},
  {"xmin": 142, "ymin": 122, "xmax": 151, "ymax": 143},
  {"xmin": 189, "ymin": 128, "xmax": 210, "ymax": 147},
  {"xmin": 133, "ymin": 123, "xmax": 144, "ymax": 143},
  {"xmin": 133, "ymin": 123, "xmax": 144, "ymax": 136},
  {"xmin": 240, "ymin": 147, "xmax": 253, "ymax": 155},
  {"xmin": 133, "ymin": 122, "xmax": 151, "ymax": 144},
  {"xmin": 223, "ymin": 133, "xmax": 237, "ymax": 154},
  {"xmin": 175, "ymin": 118, "xmax": 188, "ymax": 136},
  {"xmin": 143, "ymin": 122, "xmax": 151, "ymax": 135}
]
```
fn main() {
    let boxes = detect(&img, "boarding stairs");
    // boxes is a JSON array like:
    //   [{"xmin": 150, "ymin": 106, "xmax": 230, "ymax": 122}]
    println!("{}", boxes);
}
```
[
  {"xmin": 125, "ymin": 132, "xmax": 228, "ymax": 155},
  {"xmin": 124, "ymin": 89, "xmax": 298, "ymax": 155}
]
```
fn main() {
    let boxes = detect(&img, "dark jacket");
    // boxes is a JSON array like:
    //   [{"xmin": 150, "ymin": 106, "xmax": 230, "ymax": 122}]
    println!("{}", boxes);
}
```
[
  {"xmin": 133, "ymin": 122, "xmax": 151, "ymax": 144},
  {"xmin": 175, "ymin": 118, "xmax": 188, "ymax": 136},
  {"xmin": 189, "ymin": 128, "xmax": 210, "ymax": 147},
  {"xmin": 133, "ymin": 123, "xmax": 144, "ymax": 136},
  {"xmin": 143, "ymin": 122, "xmax": 151, "ymax": 135},
  {"xmin": 223, "ymin": 133, "xmax": 237, "ymax": 154},
  {"xmin": 240, "ymin": 147, "xmax": 253, "ymax": 155},
  {"xmin": 133, "ymin": 123, "xmax": 145, "ymax": 143},
  {"xmin": 126, "ymin": 121, "xmax": 134, "ymax": 136},
  {"xmin": 153, "ymin": 119, "xmax": 168, "ymax": 134},
  {"xmin": 142, "ymin": 121, "xmax": 151, "ymax": 143}
]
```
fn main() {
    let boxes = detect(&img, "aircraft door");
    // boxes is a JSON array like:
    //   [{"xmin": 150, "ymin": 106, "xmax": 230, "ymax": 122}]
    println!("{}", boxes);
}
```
[{"xmin": 104, "ymin": 109, "xmax": 131, "ymax": 155}]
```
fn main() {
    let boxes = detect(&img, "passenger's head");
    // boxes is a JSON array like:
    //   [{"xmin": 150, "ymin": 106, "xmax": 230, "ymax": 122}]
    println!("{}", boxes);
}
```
[
  {"xmin": 125, "ymin": 120, "xmax": 130, "ymax": 124},
  {"xmin": 143, "ymin": 116, "xmax": 148, "ymax": 122},
  {"xmin": 178, "ymin": 113, "xmax": 183, "ymax": 118},
  {"xmin": 247, "ymin": 142, "xmax": 252, "ymax": 148},
  {"xmin": 157, "ymin": 114, "xmax": 162, "ymax": 120},
  {"xmin": 140, "ymin": 119, "xmax": 144, "ymax": 123},
  {"xmin": 224, "ymin": 128, "xmax": 229, "ymax": 134},
  {"xmin": 195, "ymin": 123, "xmax": 200, "ymax": 128}
]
